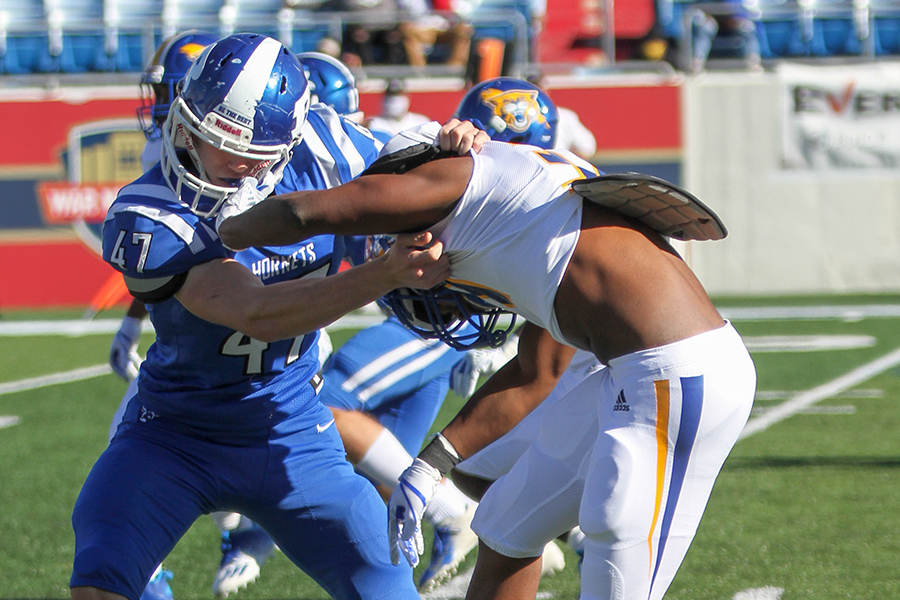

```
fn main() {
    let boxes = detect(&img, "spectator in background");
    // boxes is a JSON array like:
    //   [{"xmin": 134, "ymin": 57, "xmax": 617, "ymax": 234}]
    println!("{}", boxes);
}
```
[
  {"xmin": 315, "ymin": 36, "xmax": 344, "ymax": 60},
  {"xmin": 315, "ymin": 0, "xmax": 407, "ymax": 66},
  {"xmin": 526, "ymin": 73, "xmax": 597, "ymax": 160},
  {"xmin": 365, "ymin": 79, "xmax": 431, "ymax": 143},
  {"xmin": 398, "ymin": 0, "xmax": 473, "ymax": 68},
  {"xmin": 703, "ymin": 0, "xmax": 761, "ymax": 68}
]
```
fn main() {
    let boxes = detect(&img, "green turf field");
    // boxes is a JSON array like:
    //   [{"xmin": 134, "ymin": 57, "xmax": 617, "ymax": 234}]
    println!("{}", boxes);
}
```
[{"xmin": 2, "ymin": 294, "xmax": 899, "ymax": 599}]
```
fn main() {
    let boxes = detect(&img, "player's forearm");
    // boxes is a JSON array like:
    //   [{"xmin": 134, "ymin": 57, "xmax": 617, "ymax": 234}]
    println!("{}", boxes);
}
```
[
  {"xmin": 218, "ymin": 192, "xmax": 317, "ymax": 250},
  {"xmin": 439, "ymin": 324, "xmax": 575, "ymax": 460},
  {"xmin": 181, "ymin": 233, "xmax": 447, "ymax": 342},
  {"xmin": 219, "ymin": 162, "xmax": 468, "ymax": 251},
  {"xmin": 238, "ymin": 257, "xmax": 403, "ymax": 342},
  {"xmin": 440, "ymin": 362, "xmax": 547, "ymax": 459}
]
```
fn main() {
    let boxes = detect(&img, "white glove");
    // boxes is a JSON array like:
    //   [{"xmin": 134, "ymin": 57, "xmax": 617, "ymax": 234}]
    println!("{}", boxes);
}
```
[
  {"xmin": 388, "ymin": 458, "xmax": 441, "ymax": 567},
  {"xmin": 449, "ymin": 349, "xmax": 494, "ymax": 399},
  {"xmin": 214, "ymin": 173, "xmax": 278, "ymax": 242},
  {"xmin": 317, "ymin": 328, "xmax": 334, "ymax": 367},
  {"xmin": 109, "ymin": 315, "xmax": 143, "ymax": 382},
  {"xmin": 449, "ymin": 332, "xmax": 520, "ymax": 399}
]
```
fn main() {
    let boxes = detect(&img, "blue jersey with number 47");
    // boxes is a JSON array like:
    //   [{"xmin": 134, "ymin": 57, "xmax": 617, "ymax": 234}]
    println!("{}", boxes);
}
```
[{"xmin": 101, "ymin": 106, "xmax": 379, "ymax": 440}]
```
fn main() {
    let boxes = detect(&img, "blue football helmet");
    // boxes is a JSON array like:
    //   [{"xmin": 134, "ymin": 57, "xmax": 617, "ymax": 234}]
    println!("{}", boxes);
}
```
[
  {"xmin": 366, "ymin": 235, "xmax": 517, "ymax": 350},
  {"xmin": 161, "ymin": 33, "xmax": 310, "ymax": 218},
  {"xmin": 296, "ymin": 52, "xmax": 362, "ymax": 122},
  {"xmin": 454, "ymin": 77, "xmax": 559, "ymax": 149},
  {"xmin": 137, "ymin": 30, "xmax": 219, "ymax": 141}
]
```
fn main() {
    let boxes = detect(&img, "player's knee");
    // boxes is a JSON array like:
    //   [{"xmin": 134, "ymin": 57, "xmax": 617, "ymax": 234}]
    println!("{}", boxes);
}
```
[
  {"xmin": 71, "ymin": 544, "xmax": 135, "ymax": 597},
  {"xmin": 72, "ymin": 545, "xmax": 108, "ymax": 581},
  {"xmin": 70, "ymin": 585, "xmax": 129, "ymax": 600}
]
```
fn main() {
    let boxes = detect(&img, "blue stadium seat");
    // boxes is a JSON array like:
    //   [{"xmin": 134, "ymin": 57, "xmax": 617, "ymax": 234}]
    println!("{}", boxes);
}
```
[
  {"xmin": 0, "ymin": 0, "xmax": 47, "ymax": 73},
  {"xmin": 104, "ymin": 0, "xmax": 166, "ymax": 71},
  {"xmin": 58, "ymin": 31, "xmax": 107, "ymax": 72},
  {"xmin": 746, "ymin": 0, "xmax": 813, "ymax": 57},
  {"xmin": 808, "ymin": 0, "xmax": 864, "ymax": 55},
  {"xmin": 161, "ymin": 0, "xmax": 225, "ymax": 34},
  {"xmin": 870, "ymin": 0, "xmax": 900, "ymax": 54},
  {"xmin": 221, "ymin": 0, "xmax": 289, "ymax": 39},
  {"xmin": 2, "ymin": 33, "xmax": 47, "ymax": 73}
]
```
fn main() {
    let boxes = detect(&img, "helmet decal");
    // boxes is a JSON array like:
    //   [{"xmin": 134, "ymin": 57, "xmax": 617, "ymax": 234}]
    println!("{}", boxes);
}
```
[
  {"xmin": 454, "ymin": 76, "xmax": 559, "ymax": 149},
  {"xmin": 480, "ymin": 87, "xmax": 549, "ymax": 135}
]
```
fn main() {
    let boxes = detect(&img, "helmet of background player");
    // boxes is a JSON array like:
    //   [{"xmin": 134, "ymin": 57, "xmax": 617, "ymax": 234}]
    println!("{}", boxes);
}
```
[
  {"xmin": 296, "ymin": 51, "xmax": 363, "ymax": 123},
  {"xmin": 454, "ymin": 76, "xmax": 559, "ymax": 149},
  {"xmin": 160, "ymin": 33, "xmax": 310, "ymax": 219},
  {"xmin": 366, "ymin": 235, "xmax": 517, "ymax": 350},
  {"xmin": 137, "ymin": 30, "xmax": 219, "ymax": 141}
]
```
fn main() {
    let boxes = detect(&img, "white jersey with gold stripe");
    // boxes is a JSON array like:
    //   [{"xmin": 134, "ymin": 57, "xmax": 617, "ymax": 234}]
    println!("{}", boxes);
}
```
[{"xmin": 430, "ymin": 141, "xmax": 599, "ymax": 346}]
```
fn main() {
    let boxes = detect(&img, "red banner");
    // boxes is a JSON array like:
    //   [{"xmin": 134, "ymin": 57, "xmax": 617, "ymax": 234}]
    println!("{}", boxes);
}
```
[{"xmin": 37, "ymin": 182, "xmax": 126, "ymax": 224}]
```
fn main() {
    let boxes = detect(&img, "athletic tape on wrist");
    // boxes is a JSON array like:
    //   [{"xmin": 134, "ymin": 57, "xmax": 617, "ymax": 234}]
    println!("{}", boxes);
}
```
[{"xmin": 418, "ymin": 433, "xmax": 461, "ymax": 476}]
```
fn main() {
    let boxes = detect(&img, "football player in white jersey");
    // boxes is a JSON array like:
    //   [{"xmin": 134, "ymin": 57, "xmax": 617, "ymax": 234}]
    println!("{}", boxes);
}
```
[
  {"xmin": 216, "ymin": 97, "xmax": 757, "ymax": 599},
  {"xmin": 72, "ymin": 34, "xmax": 454, "ymax": 600},
  {"xmin": 446, "ymin": 77, "xmax": 600, "ymax": 573}
]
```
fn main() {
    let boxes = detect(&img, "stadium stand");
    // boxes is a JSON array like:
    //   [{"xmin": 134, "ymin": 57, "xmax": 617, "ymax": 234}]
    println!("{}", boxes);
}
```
[{"xmin": 1, "ymin": 0, "xmax": 899, "ymax": 76}]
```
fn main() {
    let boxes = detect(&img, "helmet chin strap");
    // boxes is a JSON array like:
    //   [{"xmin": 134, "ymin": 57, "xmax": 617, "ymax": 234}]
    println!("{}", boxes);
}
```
[{"xmin": 176, "ymin": 122, "xmax": 210, "ymax": 183}]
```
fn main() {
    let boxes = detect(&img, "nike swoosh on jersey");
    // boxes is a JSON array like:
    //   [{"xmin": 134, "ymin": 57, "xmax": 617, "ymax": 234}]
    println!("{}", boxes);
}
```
[{"xmin": 316, "ymin": 419, "xmax": 336, "ymax": 433}]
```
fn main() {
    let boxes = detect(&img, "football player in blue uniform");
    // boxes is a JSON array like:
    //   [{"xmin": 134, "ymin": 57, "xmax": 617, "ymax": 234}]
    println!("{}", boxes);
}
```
[
  {"xmin": 111, "ymin": 30, "xmax": 303, "ymax": 599},
  {"xmin": 109, "ymin": 29, "xmax": 225, "ymax": 600},
  {"xmin": 72, "ymin": 33, "xmax": 450, "ymax": 600}
]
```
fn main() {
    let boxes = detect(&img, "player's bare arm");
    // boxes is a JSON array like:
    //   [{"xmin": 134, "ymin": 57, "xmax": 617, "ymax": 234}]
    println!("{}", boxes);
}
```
[
  {"xmin": 176, "ymin": 231, "xmax": 449, "ymax": 342},
  {"xmin": 439, "ymin": 323, "xmax": 576, "ymax": 460},
  {"xmin": 218, "ymin": 156, "xmax": 474, "ymax": 251}
]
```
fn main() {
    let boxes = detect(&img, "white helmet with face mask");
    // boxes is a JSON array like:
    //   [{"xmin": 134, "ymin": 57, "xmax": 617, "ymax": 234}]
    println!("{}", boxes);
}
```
[{"xmin": 161, "ymin": 33, "xmax": 310, "ymax": 218}]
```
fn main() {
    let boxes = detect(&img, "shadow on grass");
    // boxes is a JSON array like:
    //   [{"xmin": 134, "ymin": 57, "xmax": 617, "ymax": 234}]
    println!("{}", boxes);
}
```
[{"xmin": 725, "ymin": 456, "xmax": 900, "ymax": 469}]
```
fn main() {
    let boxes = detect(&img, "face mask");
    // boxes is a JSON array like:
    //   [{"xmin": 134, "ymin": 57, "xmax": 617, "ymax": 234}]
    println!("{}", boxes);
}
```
[{"xmin": 383, "ymin": 94, "xmax": 410, "ymax": 119}]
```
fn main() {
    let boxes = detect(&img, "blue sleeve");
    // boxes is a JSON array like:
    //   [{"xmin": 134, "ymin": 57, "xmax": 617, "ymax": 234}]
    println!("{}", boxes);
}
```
[
  {"xmin": 102, "ymin": 199, "xmax": 226, "ymax": 301},
  {"xmin": 342, "ymin": 235, "xmax": 369, "ymax": 267}
]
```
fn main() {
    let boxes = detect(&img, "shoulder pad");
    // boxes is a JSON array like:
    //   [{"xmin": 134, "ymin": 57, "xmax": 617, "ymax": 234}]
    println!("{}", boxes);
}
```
[
  {"xmin": 361, "ymin": 143, "xmax": 457, "ymax": 176},
  {"xmin": 572, "ymin": 173, "xmax": 727, "ymax": 241}
]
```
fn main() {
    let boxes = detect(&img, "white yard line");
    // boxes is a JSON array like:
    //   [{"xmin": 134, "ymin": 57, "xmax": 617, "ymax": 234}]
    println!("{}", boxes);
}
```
[
  {"xmin": 740, "ymin": 346, "xmax": 900, "ymax": 439},
  {"xmin": 1, "ymin": 303, "xmax": 898, "ymax": 337},
  {"xmin": 0, "ymin": 364, "xmax": 111, "ymax": 396},
  {"xmin": 0, "ymin": 415, "xmax": 20, "ymax": 429},
  {"xmin": 719, "ymin": 304, "xmax": 900, "ymax": 321},
  {"xmin": 422, "ymin": 567, "xmax": 554, "ymax": 600},
  {"xmin": 733, "ymin": 587, "xmax": 784, "ymax": 600},
  {"xmin": 0, "ymin": 314, "xmax": 385, "ymax": 336}
]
